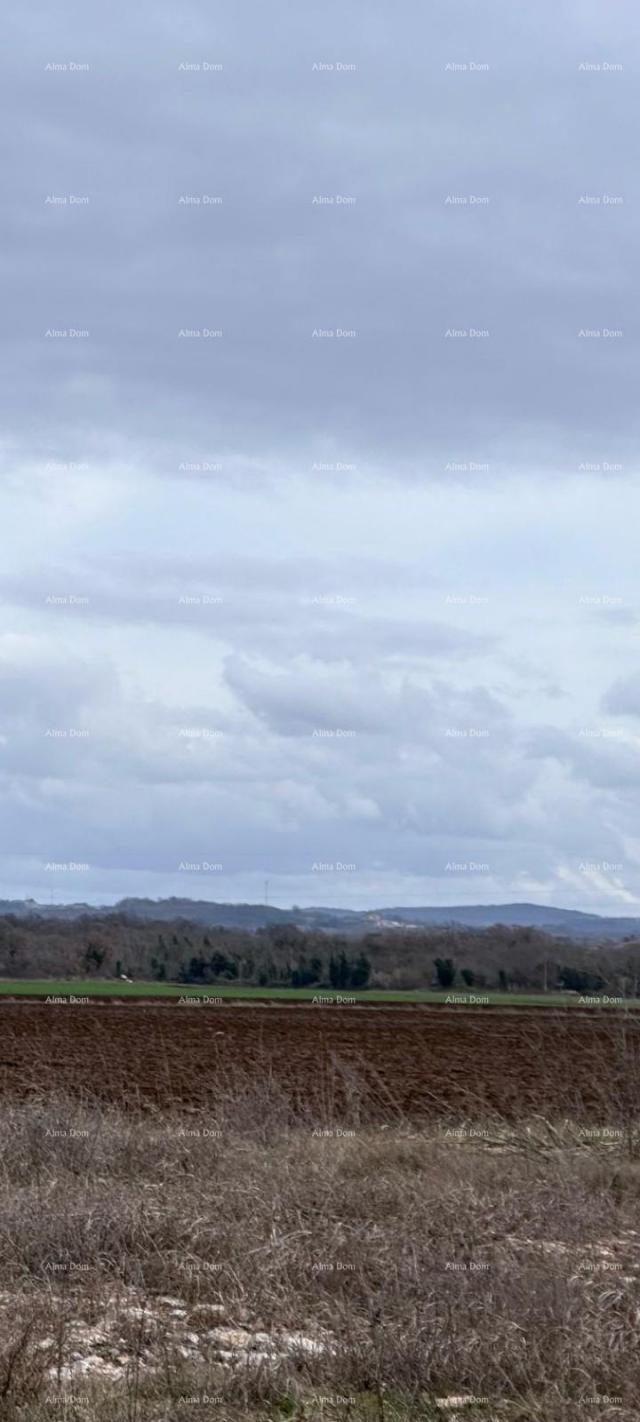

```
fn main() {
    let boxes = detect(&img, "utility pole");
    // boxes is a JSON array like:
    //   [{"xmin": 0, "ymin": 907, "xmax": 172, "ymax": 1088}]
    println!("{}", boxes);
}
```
[{"xmin": 264, "ymin": 879, "xmax": 269, "ymax": 908}]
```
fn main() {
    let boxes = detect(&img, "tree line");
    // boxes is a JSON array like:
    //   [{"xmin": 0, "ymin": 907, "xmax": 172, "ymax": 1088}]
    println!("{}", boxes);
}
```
[{"xmin": 0, "ymin": 914, "xmax": 639, "ymax": 995}]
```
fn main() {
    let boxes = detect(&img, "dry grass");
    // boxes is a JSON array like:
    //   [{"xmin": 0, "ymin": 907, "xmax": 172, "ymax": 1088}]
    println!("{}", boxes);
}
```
[{"xmin": 0, "ymin": 1062, "xmax": 639, "ymax": 1420}]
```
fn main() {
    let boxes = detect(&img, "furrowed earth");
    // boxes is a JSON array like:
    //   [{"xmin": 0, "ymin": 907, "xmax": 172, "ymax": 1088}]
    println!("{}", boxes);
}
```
[{"xmin": 0, "ymin": 1000, "xmax": 636, "ymax": 1119}]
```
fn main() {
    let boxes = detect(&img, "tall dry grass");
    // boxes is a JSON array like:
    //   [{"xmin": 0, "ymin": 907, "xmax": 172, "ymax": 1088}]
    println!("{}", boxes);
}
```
[{"xmin": 0, "ymin": 1017, "xmax": 639, "ymax": 1419}]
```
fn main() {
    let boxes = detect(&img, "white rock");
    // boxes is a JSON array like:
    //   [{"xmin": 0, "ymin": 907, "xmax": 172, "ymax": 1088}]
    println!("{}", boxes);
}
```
[
  {"xmin": 246, "ymin": 1331, "xmax": 279, "ymax": 1351},
  {"xmin": 435, "ymin": 1399, "xmax": 477, "ymax": 1411},
  {"xmin": 280, "ymin": 1331, "xmax": 327, "ymax": 1355},
  {"xmin": 51, "ymin": 1356, "xmax": 123, "ymax": 1380},
  {"xmin": 209, "ymin": 1326, "xmax": 253, "ymax": 1349}
]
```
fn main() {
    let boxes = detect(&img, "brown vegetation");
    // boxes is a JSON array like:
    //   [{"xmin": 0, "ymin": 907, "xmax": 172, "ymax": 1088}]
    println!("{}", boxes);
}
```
[
  {"xmin": 0, "ymin": 1012, "xmax": 639, "ymax": 1417},
  {"xmin": 0, "ymin": 1072, "xmax": 640, "ymax": 1419}
]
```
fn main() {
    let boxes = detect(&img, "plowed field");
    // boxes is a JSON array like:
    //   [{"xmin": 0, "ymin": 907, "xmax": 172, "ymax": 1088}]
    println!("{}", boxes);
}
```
[{"xmin": 0, "ymin": 1002, "xmax": 637, "ymax": 1120}]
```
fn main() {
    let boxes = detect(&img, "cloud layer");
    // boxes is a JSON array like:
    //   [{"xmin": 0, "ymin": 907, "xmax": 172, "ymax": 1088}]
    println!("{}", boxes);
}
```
[{"xmin": 1, "ymin": 0, "xmax": 639, "ymax": 910}]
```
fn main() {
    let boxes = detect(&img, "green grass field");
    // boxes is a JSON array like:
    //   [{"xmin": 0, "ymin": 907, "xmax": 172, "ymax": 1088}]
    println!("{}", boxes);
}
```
[{"xmin": 0, "ymin": 978, "xmax": 637, "ymax": 1007}]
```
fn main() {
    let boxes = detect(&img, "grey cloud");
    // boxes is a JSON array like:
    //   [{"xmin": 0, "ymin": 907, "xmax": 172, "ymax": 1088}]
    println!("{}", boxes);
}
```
[
  {"xmin": 1, "ymin": 0, "xmax": 639, "ymax": 910},
  {"xmin": 2, "ymin": 0, "xmax": 639, "ymax": 474},
  {"xmin": 0, "ymin": 560, "xmax": 492, "ymax": 665},
  {"xmin": 528, "ymin": 725, "xmax": 640, "ymax": 790},
  {"xmin": 603, "ymin": 673, "xmax": 640, "ymax": 718}
]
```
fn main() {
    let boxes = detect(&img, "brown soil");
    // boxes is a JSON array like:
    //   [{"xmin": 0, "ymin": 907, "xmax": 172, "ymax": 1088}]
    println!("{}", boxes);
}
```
[{"xmin": 0, "ymin": 1001, "xmax": 637, "ymax": 1119}]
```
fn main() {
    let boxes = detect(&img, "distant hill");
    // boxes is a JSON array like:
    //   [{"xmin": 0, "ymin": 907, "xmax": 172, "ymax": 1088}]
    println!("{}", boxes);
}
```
[
  {"xmin": 376, "ymin": 903, "xmax": 640, "ymax": 939},
  {"xmin": 2, "ymin": 897, "xmax": 640, "ymax": 939}
]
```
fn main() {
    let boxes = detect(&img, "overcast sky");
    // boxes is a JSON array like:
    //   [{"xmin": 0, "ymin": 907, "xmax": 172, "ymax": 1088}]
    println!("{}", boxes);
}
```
[{"xmin": 1, "ymin": 0, "xmax": 639, "ymax": 912}]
